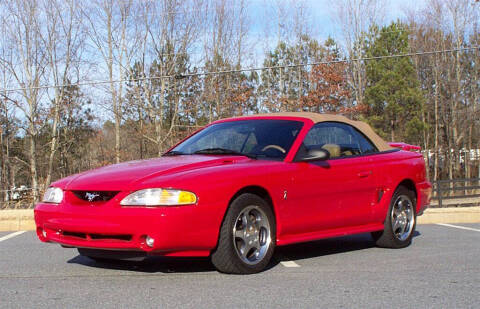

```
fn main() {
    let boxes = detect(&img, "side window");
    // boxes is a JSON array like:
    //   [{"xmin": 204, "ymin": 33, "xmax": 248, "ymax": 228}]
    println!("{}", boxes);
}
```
[
  {"xmin": 302, "ymin": 122, "xmax": 376, "ymax": 158},
  {"xmin": 353, "ymin": 129, "xmax": 378, "ymax": 154}
]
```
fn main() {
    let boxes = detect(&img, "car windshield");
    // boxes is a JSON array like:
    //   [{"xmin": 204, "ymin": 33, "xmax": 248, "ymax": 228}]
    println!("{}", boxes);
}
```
[{"xmin": 167, "ymin": 119, "xmax": 304, "ymax": 161}]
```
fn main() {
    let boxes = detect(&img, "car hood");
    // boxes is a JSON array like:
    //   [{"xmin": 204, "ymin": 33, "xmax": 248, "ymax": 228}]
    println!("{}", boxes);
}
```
[{"xmin": 58, "ymin": 155, "xmax": 250, "ymax": 191}]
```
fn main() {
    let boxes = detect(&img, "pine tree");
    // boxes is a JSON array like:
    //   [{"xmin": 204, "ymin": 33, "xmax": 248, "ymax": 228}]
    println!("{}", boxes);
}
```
[
  {"xmin": 363, "ymin": 22, "xmax": 426, "ymax": 143},
  {"xmin": 258, "ymin": 35, "xmax": 339, "ymax": 112}
]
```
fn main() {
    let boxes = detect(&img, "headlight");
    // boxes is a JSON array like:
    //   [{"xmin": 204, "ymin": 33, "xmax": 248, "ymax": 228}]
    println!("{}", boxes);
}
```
[
  {"xmin": 42, "ymin": 187, "xmax": 64, "ymax": 204},
  {"xmin": 120, "ymin": 188, "xmax": 197, "ymax": 206}
]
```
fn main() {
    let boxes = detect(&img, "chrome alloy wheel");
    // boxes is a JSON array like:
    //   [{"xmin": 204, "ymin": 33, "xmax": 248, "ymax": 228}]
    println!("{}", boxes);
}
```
[
  {"xmin": 391, "ymin": 195, "xmax": 415, "ymax": 241},
  {"xmin": 232, "ymin": 205, "xmax": 272, "ymax": 265}
]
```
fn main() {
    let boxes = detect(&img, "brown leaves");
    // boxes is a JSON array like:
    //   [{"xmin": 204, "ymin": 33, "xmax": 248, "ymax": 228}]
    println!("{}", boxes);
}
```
[{"xmin": 301, "ymin": 58, "xmax": 351, "ymax": 113}]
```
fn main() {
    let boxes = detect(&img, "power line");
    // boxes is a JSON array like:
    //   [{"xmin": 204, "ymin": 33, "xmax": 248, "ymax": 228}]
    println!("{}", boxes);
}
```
[
  {"xmin": 180, "ymin": 46, "xmax": 480, "ymax": 77},
  {"xmin": 0, "ymin": 46, "xmax": 478, "ymax": 93}
]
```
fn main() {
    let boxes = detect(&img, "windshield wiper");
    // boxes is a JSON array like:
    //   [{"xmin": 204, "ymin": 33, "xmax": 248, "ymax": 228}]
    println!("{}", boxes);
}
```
[
  {"xmin": 193, "ymin": 148, "xmax": 257, "ymax": 159},
  {"xmin": 163, "ymin": 150, "xmax": 187, "ymax": 156}
]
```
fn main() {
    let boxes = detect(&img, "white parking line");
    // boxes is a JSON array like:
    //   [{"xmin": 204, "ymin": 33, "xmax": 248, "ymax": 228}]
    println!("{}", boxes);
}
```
[
  {"xmin": 280, "ymin": 261, "xmax": 300, "ymax": 268},
  {"xmin": 0, "ymin": 231, "xmax": 26, "ymax": 242},
  {"xmin": 436, "ymin": 223, "xmax": 480, "ymax": 233}
]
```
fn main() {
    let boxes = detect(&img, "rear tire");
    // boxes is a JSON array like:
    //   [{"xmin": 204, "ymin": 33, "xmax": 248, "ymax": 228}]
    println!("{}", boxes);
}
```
[
  {"xmin": 211, "ymin": 193, "xmax": 276, "ymax": 274},
  {"xmin": 372, "ymin": 186, "xmax": 416, "ymax": 248}
]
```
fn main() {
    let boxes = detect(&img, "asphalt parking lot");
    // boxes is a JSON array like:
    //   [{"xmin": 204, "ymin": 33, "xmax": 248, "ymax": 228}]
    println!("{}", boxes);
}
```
[{"xmin": 1, "ymin": 224, "xmax": 479, "ymax": 309}]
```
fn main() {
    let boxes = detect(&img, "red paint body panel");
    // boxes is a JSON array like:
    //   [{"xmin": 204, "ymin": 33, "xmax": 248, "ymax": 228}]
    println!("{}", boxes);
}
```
[{"xmin": 34, "ymin": 116, "xmax": 431, "ymax": 257}]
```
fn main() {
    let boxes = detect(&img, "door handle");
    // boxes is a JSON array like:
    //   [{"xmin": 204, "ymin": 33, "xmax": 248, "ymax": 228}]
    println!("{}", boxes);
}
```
[{"xmin": 357, "ymin": 171, "xmax": 372, "ymax": 178}]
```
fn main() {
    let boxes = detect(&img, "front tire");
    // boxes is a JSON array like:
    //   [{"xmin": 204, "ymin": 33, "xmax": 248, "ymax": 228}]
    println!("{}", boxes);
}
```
[
  {"xmin": 211, "ymin": 193, "xmax": 276, "ymax": 274},
  {"xmin": 372, "ymin": 186, "xmax": 416, "ymax": 248}
]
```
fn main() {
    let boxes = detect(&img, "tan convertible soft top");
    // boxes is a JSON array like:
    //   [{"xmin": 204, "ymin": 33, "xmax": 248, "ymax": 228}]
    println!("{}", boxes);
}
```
[{"xmin": 237, "ymin": 112, "xmax": 393, "ymax": 152}]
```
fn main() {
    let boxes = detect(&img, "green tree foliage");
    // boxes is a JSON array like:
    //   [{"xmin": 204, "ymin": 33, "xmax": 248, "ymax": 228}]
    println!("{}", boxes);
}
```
[
  {"xmin": 258, "ymin": 35, "xmax": 325, "ymax": 112},
  {"xmin": 258, "ymin": 36, "xmax": 352, "ymax": 114},
  {"xmin": 363, "ymin": 22, "xmax": 425, "ymax": 143},
  {"xmin": 123, "ymin": 45, "xmax": 192, "ymax": 157},
  {"xmin": 202, "ymin": 53, "xmax": 258, "ymax": 121}
]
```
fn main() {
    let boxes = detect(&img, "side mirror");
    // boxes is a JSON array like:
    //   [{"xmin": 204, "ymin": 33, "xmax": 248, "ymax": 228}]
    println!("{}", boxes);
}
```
[{"xmin": 300, "ymin": 148, "xmax": 330, "ymax": 162}]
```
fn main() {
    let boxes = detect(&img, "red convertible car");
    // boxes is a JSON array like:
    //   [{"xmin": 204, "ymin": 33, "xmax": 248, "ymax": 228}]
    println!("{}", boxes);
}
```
[{"xmin": 35, "ymin": 112, "xmax": 431, "ymax": 274}]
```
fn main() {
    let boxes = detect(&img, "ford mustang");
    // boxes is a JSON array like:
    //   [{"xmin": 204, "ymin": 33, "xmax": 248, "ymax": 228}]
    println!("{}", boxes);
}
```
[{"xmin": 35, "ymin": 112, "xmax": 431, "ymax": 274}]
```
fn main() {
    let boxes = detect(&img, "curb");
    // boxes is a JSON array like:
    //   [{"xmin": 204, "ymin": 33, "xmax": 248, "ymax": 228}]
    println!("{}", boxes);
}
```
[
  {"xmin": 0, "ymin": 209, "xmax": 36, "ymax": 232},
  {"xmin": 417, "ymin": 206, "xmax": 480, "ymax": 224},
  {"xmin": 1, "ymin": 207, "xmax": 479, "ymax": 232}
]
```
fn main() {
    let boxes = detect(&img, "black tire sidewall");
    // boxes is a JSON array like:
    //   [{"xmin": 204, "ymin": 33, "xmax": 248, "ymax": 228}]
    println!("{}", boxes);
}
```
[
  {"xmin": 213, "ymin": 193, "xmax": 276, "ymax": 274},
  {"xmin": 386, "ymin": 186, "xmax": 417, "ymax": 247},
  {"xmin": 373, "ymin": 186, "xmax": 417, "ymax": 248}
]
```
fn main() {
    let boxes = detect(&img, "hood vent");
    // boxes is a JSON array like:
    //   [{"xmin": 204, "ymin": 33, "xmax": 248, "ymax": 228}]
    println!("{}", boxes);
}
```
[{"xmin": 72, "ymin": 191, "xmax": 119, "ymax": 202}]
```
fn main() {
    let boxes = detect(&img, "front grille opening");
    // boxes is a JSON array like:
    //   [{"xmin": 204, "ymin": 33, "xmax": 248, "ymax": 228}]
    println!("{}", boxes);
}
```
[
  {"xmin": 90, "ymin": 234, "xmax": 132, "ymax": 242},
  {"xmin": 63, "ymin": 231, "xmax": 87, "ymax": 239},
  {"xmin": 61, "ymin": 231, "xmax": 132, "ymax": 242},
  {"xmin": 72, "ymin": 191, "xmax": 119, "ymax": 202}
]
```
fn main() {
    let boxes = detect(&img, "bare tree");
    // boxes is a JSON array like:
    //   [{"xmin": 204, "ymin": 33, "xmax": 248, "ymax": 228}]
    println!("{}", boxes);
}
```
[
  {"xmin": 83, "ymin": 0, "xmax": 141, "ymax": 163},
  {"xmin": 0, "ymin": 0, "xmax": 48, "ymax": 202},
  {"xmin": 261, "ymin": 0, "xmax": 313, "ymax": 50},
  {"xmin": 138, "ymin": 0, "xmax": 206, "ymax": 156},
  {"xmin": 406, "ymin": 0, "xmax": 480, "ymax": 180},
  {"xmin": 0, "ymin": 99, "xmax": 15, "ymax": 201},
  {"xmin": 445, "ymin": 0, "xmax": 476, "ymax": 179},
  {"xmin": 330, "ymin": 0, "xmax": 385, "ymax": 108},
  {"xmin": 0, "ymin": 34, "xmax": 15, "ymax": 201},
  {"xmin": 42, "ymin": 0, "xmax": 85, "ymax": 187}
]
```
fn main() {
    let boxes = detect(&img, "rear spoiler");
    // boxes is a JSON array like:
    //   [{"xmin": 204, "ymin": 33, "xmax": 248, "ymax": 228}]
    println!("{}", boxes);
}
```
[{"xmin": 388, "ymin": 142, "xmax": 421, "ymax": 152}]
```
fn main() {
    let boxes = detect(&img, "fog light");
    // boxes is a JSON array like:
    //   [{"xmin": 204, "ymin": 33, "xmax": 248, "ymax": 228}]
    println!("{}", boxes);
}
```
[
  {"xmin": 145, "ymin": 236, "xmax": 155, "ymax": 247},
  {"xmin": 42, "ymin": 229, "xmax": 47, "ymax": 238}
]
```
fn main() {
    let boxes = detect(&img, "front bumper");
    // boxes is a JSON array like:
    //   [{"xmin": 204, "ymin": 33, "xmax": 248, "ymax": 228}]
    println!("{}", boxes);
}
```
[{"xmin": 34, "ymin": 201, "xmax": 220, "ymax": 257}]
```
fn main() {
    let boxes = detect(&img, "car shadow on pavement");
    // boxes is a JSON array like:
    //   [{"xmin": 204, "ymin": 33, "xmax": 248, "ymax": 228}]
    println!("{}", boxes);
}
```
[
  {"xmin": 68, "ymin": 255, "xmax": 283, "ymax": 274},
  {"xmin": 273, "ymin": 231, "xmax": 421, "ymax": 263},
  {"xmin": 68, "ymin": 255, "xmax": 217, "ymax": 273},
  {"xmin": 67, "ymin": 231, "xmax": 421, "ymax": 274}
]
